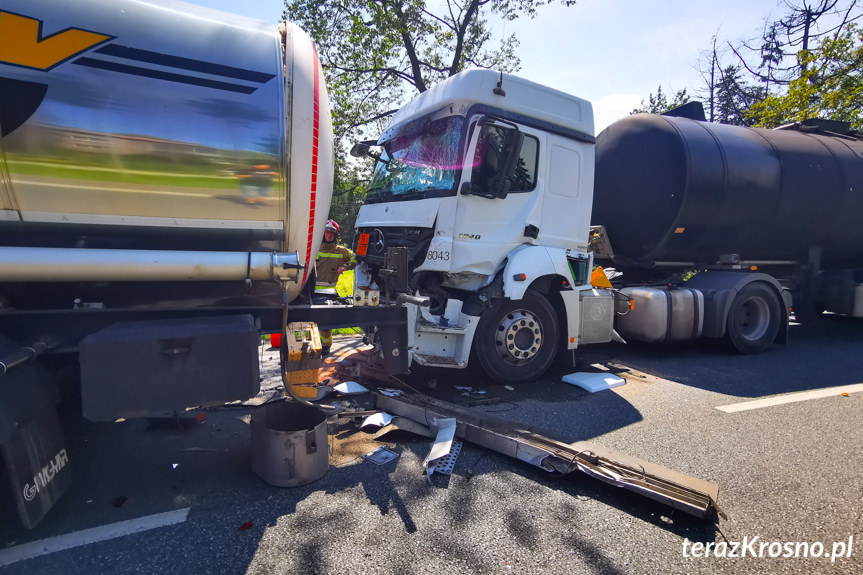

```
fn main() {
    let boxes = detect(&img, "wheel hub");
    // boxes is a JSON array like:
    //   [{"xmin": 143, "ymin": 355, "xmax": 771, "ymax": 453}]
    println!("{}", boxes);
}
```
[
  {"xmin": 494, "ymin": 310, "xmax": 543, "ymax": 364},
  {"xmin": 733, "ymin": 296, "xmax": 771, "ymax": 341}
]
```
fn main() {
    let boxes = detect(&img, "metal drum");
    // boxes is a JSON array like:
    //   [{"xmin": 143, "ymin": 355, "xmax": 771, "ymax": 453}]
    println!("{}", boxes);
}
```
[{"xmin": 251, "ymin": 401, "xmax": 328, "ymax": 487}]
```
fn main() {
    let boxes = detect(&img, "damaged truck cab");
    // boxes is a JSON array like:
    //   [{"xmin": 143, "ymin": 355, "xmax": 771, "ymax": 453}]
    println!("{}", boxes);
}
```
[{"xmin": 353, "ymin": 71, "xmax": 620, "ymax": 383}]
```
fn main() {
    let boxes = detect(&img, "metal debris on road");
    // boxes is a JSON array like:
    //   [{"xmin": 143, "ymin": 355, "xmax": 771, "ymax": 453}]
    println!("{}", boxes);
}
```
[
  {"xmin": 423, "ymin": 417, "xmax": 457, "ymax": 482},
  {"xmin": 377, "ymin": 392, "xmax": 722, "ymax": 520},
  {"xmin": 360, "ymin": 412, "xmax": 394, "ymax": 429},
  {"xmin": 363, "ymin": 446, "xmax": 399, "ymax": 465},
  {"xmin": 372, "ymin": 416, "xmax": 434, "ymax": 440},
  {"xmin": 430, "ymin": 440, "xmax": 462, "ymax": 476}
]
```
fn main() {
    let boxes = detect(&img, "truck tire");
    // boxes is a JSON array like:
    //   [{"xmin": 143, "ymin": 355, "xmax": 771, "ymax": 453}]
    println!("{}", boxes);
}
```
[
  {"xmin": 726, "ymin": 282, "xmax": 782, "ymax": 354},
  {"xmin": 474, "ymin": 290, "xmax": 559, "ymax": 383}
]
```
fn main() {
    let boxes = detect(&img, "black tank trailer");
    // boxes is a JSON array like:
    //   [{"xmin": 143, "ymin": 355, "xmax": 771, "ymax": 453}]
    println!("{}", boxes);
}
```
[{"xmin": 590, "ymin": 113, "xmax": 863, "ymax": 352}]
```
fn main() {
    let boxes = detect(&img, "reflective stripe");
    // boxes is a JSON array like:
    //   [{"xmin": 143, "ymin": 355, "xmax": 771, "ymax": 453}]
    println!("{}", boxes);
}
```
[
  {"xmin": 316, "ymin": 252, "xmax": 346, "ymax": 259},
  {"xmin": 301, "ymin": 48, "xmax": 322, "ymax": 285}
]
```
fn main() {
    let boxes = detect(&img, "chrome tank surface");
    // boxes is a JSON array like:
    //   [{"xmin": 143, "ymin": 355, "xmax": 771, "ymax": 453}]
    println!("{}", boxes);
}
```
[{"xmin": 0, "ymin": 0, "xmax": 333, "ymax": 304}]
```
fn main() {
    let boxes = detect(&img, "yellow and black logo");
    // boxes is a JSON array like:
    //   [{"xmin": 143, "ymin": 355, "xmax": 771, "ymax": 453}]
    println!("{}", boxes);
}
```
[
  {"xmin": 0, "ymin": 10, "xmax": 276, "ymax": 137},
  {"xmin": 0, "ymin": 10, "xmax": 112, "ymax": 70}
]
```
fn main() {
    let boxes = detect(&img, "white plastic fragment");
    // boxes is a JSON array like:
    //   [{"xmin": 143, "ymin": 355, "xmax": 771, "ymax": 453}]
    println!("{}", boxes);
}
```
[
  {"xmin": 561, "ymin": 372, "xmax": 625, "ymax": 393},
  {"xmin": 378, "ymin": 388, "xmax": 403, "ymax": 397},
  {"xmin": 333, "ymin": 381, "xmax": 369, "ymax": 395},
  {"xmin": 360, "ymin": 412, "xmax": 394, "ymax": 429}
]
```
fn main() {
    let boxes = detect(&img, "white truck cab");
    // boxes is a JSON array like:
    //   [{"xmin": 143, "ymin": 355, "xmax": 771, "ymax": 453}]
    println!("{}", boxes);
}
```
[{"xmin": 353, "ymin": 70, "xmax": 618, "ymax": 382}]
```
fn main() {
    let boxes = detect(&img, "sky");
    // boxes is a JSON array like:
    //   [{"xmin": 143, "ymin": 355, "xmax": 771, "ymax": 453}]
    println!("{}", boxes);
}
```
[{"xmin": 181, "ymin": 0, "xmax": 792, "ymax": 132}]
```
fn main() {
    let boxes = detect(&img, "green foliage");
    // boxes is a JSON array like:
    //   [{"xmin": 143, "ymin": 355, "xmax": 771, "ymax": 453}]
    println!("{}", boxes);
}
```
[
  {"xmin": 748, "ymin": 23, "xmax": 863, "ymax": 129},
  {"xmin": 713, "ymin": 65, "xmax": 764, "ymax": 126},
  {"xmin": 284, "ymin": 0, "xmax": 576, "ymax": 184},
  {"xmin": 285, "ymin": 0, "xmax": 580, "ymax": 236},
  {"xmin": 329, "ymin": 160, "xmax": 368, "ymax": 243},
  {"xmin": 631, "ymin": 85, "xmax": 691, "ymax": 115}
]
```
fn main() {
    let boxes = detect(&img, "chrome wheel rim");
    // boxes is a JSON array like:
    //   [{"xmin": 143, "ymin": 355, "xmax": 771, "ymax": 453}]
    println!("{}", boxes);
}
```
[{"xmin": 494, "ymin": 310, "xmax": 543, "ymax": 364}]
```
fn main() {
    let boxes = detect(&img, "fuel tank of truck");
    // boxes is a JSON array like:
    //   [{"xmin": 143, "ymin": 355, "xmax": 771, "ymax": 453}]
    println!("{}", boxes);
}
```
[
  {"xmin": 0, "ymin": 0, "xmax": 333, "ymax": 301},
  {"xmin": 592, "ymin": 114, "xmax": 863, "ymax": 268}
]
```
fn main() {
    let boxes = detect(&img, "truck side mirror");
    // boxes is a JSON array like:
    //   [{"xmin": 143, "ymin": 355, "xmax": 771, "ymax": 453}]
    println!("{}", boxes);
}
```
[
  {"xmin": 350, "ymin": 142, "xmax": 371, "ymax": 158},
  {"xmin": 490, "ymin": 130, "xmax": 524, "ymax": 199}
]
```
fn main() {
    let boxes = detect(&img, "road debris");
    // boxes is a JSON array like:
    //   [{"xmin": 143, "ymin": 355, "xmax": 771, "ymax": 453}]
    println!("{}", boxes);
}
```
[
  {"xmin": 360, "ymin": 412, "xmax": 393, "ymax": 429},
  {"xmin": 372, "ymin": 416, "xmax": 434, "ymax": 440},
  {"xmin": 333, "ymin": 381, "xmax": 369, "ymax": 395},
  {"xmin": 376, "ymin": 392, "xmax": 723, "ymax": 520},
  {"xmin": 423, "ymin": 417, "xmax": 457, "ymax": 482},
  {"xmin": 363, "ymin": 446, "xmax": 399, "ymax": 465},
  {"xmin": 429, "ymin": 440, "xmax": 462, "ymax": 476},
  {"xmin": 561, "ymin": 372, "xmax": 625, "ymax": 393}
]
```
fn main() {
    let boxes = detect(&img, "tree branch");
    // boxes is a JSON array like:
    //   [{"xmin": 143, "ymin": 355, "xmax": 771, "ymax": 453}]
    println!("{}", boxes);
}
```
[
  {"xmin": 391, "ymin": 2, "xmax": 428, "ymax": 91},
  {"xmin": 349, "ymin": 108, "xmax": 400, "ymax": 129},
  {"xmin": 448, "ymin": 0, "xmax": 484, "ymax": 76}
]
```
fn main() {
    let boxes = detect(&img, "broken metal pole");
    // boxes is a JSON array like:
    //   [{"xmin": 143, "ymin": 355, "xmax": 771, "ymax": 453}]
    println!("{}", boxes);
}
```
[{"xmin": 375, "ymin": 392, "xmax": 722, "ymax": 521}]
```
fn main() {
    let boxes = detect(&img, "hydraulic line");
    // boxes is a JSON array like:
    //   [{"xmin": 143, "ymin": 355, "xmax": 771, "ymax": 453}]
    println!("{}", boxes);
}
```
[{"xmin": 0, "ymin": 340, "xmax": 54, "ymax": 377}]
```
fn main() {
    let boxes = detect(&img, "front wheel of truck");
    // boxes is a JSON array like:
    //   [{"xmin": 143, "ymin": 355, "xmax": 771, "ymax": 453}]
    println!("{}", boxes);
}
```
[{"xmin": 474, "ymin": 290, "xmax": 559, "ymax": 383}]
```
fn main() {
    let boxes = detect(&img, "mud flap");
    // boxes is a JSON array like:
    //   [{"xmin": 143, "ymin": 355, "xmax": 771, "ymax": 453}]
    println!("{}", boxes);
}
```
[
  {"xmin": 1, "ymin": 407, "xmax": 70, "ymax": 529},
  {"xmin": 0, "ymin": 340, "xmax": 71, "ymax": 530}
]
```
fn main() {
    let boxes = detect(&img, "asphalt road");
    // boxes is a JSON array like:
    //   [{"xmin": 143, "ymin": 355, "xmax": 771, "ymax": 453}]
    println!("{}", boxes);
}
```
[{"xmin": 1, "ymin": 315, "xmax": 861, "ymax": 574}]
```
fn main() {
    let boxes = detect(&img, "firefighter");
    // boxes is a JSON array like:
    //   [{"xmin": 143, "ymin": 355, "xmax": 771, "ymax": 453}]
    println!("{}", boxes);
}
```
[{"xmin": 315, "ymin": 219, "xmax": 357, "ymax": 354}]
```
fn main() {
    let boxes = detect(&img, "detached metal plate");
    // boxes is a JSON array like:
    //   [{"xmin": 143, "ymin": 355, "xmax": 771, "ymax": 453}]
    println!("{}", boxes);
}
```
[{"xmin": 364, "ymin": 447, "xmax": 399, "ymax": 465}]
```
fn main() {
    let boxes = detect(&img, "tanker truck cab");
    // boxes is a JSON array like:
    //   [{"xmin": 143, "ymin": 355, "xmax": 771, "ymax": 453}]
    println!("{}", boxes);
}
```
[{"xmin": 353, "ymin": 70, "xmax": 620, "ymax": 383}]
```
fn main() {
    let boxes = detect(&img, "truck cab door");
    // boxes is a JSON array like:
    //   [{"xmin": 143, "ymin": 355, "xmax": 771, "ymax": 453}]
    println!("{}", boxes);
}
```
[{"xmin": 450, "ymin": 118, "xmax": 542, "ymax": 279}]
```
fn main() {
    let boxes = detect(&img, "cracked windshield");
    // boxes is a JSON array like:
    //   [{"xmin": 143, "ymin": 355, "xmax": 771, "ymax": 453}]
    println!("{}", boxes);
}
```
[{"xmin": 367, "ymin": 115, "xmax": 465, "ymax": 202}]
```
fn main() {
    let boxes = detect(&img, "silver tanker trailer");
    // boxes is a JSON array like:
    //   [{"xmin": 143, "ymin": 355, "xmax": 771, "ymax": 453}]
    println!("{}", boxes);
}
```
[{"xmin": 0, "ymin": 0, "xmax": 406, "ymax": 530}]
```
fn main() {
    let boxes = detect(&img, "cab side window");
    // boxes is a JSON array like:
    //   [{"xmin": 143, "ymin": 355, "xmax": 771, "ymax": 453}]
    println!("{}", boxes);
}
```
[{"xmin": 470, "ymin": 125, "xmax": 538, "ymax": 196}]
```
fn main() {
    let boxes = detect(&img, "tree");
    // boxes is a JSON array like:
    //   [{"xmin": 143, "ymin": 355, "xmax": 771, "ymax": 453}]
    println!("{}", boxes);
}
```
[
  {"xmin": 748, "ymin": 22, "xmax": 863, "ymax": 129},
  {"xmin": 731, "ymin": 0, "xmax": 861, "ymax": 89},
  {"xmin": 714, "ymin": 65, "xmax": 765, "ymax": 126},
  {"xmin": 284, "ymin": 0, "xmax": 575, "ymax": 153},
  {"xmin": 631, "ymin": 85, "xmax": 691, "ymax": 115},
  {"xmin": 285, "ymin": 0, "xmax": 577, "ymax": 227}
]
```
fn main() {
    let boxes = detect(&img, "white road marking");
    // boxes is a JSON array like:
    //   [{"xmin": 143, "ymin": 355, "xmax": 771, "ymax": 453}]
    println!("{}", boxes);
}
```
[
  {"xmin": 0, "ymin": 508, "xmax": 189, "ymax": 567},
  {"xmin": 716, "ymin": 383, "xmax": 863, "ymax": 413}
]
